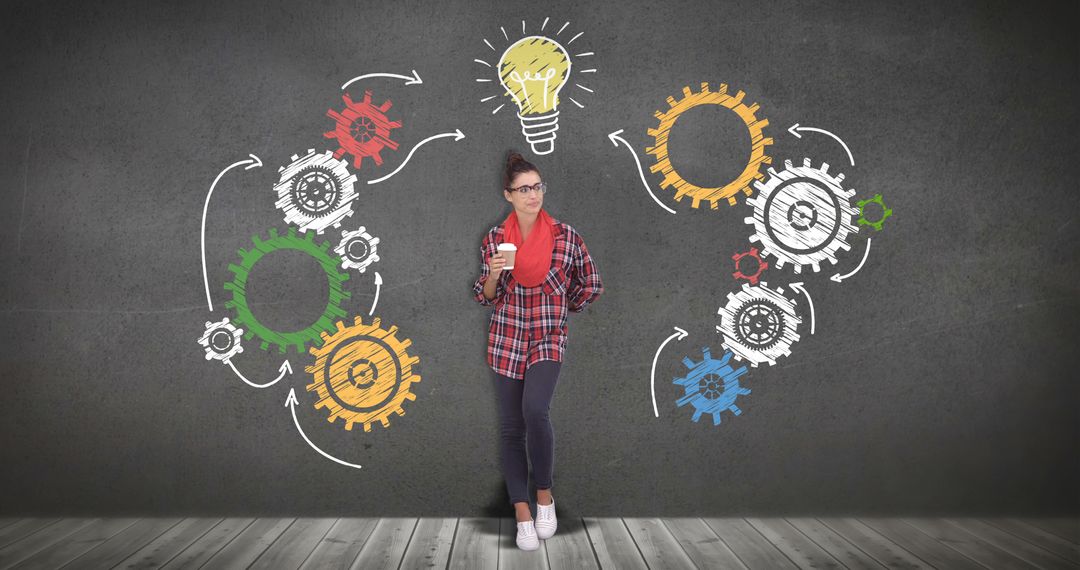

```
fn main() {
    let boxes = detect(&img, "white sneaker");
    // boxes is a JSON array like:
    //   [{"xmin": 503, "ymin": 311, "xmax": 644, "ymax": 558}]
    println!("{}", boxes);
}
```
[
  {"xmin": 516, "ymin": 520, "xmax": 540, "ymax": 550},
  {"xmin": 535, "ymin": 498, "xmax": 557, "ymax": 539}
]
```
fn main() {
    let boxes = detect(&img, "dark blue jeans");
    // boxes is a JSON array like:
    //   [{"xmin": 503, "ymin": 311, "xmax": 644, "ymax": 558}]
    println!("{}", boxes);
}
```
[{"xmin": 494, "ymin": 359, "xmax": 561, "ymax": 506}]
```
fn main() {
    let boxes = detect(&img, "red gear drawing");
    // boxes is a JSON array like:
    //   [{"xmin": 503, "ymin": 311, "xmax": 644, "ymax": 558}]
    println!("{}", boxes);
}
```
[
  {"xmin": 732, "ymin": 247, "xmax": 768, "ymax": 285},
  {"xmin": 325, "ymin": 90, "xmax": 402, "ymax": 170}
]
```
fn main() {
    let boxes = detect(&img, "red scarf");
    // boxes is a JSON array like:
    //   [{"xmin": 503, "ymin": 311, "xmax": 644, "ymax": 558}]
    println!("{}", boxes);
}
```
[{"xmin": 501, "ymin": 207, "xmax": 555, "ymax": 287}]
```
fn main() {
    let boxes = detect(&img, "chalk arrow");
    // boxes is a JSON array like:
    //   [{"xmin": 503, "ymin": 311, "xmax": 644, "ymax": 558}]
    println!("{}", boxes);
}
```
[
  {"xmin": 286, "ymin": 388, "xmax": 363, "ymax": 470},
  {"xmin": 227, "ymin": 359, "xmax": 291, "ymax": 389},
  {"xmin": 341, "ymin": 69, "xmax": 423, "ymax": 91},
  {"xmin": 788, "ymin": 124, "xmax": 855, "ymax": 166},
  {"xmin": 369, "ymin": 272, "xmax": 383, "ymax": 316},
  {"xmin": 608, "ymin": 129, "xmax": 677, "ymax": 215},
  {"xmin": 201, "ymin": 154, "xmax": 262, "ymax": 312},
  {"xmin": 789, "ymin": 282, "xmax": 816, "ymax": 335},
  {"xmin": 831, "ymin": 237, "xmax": 872, "ymax": 283},
  {"xmin": 651, "ymin": 327, "xmax": 688, "ymax": 417},
  {"xmin": 368, "ymin": 130, "xmax": 465, "ymax": 185}
]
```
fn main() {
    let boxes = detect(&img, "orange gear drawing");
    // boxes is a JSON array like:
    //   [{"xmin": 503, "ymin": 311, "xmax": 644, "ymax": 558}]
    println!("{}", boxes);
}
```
[
  {"xmin": 305, "ymin": 315, "xmax": 421, "ymax": 432},
  {"xmin": 645, "ymin": 82, "xmax": 773, "ymax": 208}
]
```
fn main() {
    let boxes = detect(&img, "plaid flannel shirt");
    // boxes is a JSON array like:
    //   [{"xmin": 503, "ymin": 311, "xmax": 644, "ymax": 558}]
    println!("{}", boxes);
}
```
[{"xmin": 472, "ymin": 215, "xmax": 604, "ymax": 380}]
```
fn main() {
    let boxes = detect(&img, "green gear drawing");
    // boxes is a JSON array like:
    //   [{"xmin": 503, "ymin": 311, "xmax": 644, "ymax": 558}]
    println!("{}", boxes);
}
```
[
  {"xmin": 856, "ymin": 193, "xmax": 893, "ymax": 231},
  {"xmin": 224, "ymin": 226, "xmax": 351, "ymax": 354}
]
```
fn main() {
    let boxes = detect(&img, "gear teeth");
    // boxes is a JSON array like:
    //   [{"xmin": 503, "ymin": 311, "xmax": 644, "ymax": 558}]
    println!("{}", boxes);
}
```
[
  {"xmin": 305, "ymin": 316, "xmax": 421, "ymax": 433},
  {"xmin": 646, "ymin": 82, "xmax": 771, "ymax": 209},
  {"xmin": 673, "ymin": 346, "xmax": 750, "ymax": 426},
  {"xmin": 745, "ymin": 156, "xmax": 859, "ymax": 274},
  {"xmin": 716, "ymin": 283, "xmax": 801, "ymax": 367}
]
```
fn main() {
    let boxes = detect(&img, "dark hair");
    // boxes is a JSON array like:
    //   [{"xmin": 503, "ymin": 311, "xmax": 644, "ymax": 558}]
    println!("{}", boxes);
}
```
[{"xmin": 503, "ymin": 151, "xmax": 539, "ymax": 191}]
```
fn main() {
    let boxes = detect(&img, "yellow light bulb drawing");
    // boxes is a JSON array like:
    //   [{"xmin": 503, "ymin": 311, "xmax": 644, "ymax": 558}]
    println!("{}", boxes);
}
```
[{"xmin": 498, "ymin": 36, "xmax": 571, "ymax": 155}]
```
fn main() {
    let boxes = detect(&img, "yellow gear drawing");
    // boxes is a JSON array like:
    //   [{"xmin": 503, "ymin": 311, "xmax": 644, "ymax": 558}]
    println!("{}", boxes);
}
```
[
  {"xmin": 645, "ymin": 82, "xmax": 773, "ymax": 208},
  {"xmin": 305, "ymin": 315, "xmax": 421, "ymax": 432}
]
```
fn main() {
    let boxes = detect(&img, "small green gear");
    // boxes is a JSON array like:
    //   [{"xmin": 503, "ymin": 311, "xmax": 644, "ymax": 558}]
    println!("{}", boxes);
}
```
[
  {"xmin": 224, "ymin": 226, "xmax": 351, "ymax": 354},
  {"xmin": 856, "ymin": 193, "xmax": 893, "ymax": 231}
]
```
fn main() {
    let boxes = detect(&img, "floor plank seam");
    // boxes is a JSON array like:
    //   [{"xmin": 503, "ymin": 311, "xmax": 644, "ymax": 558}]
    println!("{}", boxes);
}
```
[
  {"xmin": 811, "ymin": 517, "xmax": 890, "ymax": 569},
  {"xmin": 110, "ymin": 517, "xmax": 187, "ymax": 570},
  {"xmin": 699, "ymin": 518, "xmax": 751, "ymax": 570},
  {"xmin": 64, "ymin": 517, "xmax": 142, "ymax": 569},
  {"xmin": 443, "ymin": 517, "xmax": 461, "ymax": 570},
  {"xmin": 394, "ymin": 517, "xmax": 421, "ymax": 570},
  {"xmin": 900, "ymin": 518, "xmax": 995, "ymax": 570},
  {"xmin": 154, "ymin": 517, "xmax": 225, "ymax": 569},
  {"xmin": 197, "ymin": 517, "xmax": 258, "ymax": 569},
  {"xmin": 744, "ymin": 518, "xmax": 802, "ymax": 570},
  {"xmin": 619, "ymin": 517, "xmax": 652, "ymax": 570},
  {"xmin": 834, "ymin": 518, "xmax": 933, "ymax": 569}
]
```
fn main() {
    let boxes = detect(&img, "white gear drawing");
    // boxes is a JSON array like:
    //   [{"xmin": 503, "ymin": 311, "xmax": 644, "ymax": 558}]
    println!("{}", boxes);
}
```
[
  {"xmin": 745, "ymin": 158, "xmax": 859, "ymax": 274},
  {"xmin": 334, "ymin": 226, "xmax": 381, "ymax": 273},
  {"xmin": 198, "ymin": 317, "xmax": 244, "ymax": 363},
  {"xmin": 274, "ymin": 149, "xmax": 358, "ymax": 234},
  {"xmin": 716, "ymin": 282, "xmax": 801, "ymax": 367}
]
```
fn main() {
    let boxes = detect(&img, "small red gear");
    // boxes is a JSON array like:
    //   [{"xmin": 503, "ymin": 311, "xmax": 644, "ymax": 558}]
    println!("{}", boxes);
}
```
[
  {"xmin": 325, "ymin": 90, "xmax": 402, "ymax": 170},
  {"xmin": 732, "ymin": 247, "xmax": 768, "ymax": 285}
]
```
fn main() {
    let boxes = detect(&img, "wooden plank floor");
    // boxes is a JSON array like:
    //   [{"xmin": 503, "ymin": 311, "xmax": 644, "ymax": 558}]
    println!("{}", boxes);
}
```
[{"xmin": 0, "ymin": 517, "xmax": 1075, "ymax": 569}]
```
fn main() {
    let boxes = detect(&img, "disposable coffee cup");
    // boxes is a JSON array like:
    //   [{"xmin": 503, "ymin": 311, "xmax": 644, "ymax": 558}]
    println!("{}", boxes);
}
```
[{"xmin": 497, "ymin": 243, "xmax": 517, "ymax": 270}]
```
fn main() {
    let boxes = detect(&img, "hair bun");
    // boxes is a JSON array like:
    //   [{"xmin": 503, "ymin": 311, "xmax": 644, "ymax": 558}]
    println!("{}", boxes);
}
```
[{"xmin": 502, "ymin": 150, "xmax": 539, "ymax": 190}]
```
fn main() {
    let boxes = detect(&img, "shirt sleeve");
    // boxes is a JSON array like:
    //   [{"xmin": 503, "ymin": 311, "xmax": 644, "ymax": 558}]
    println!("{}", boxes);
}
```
[
  {"xmin": 472, "ymin": 230, "xmax": 506, "ymax": 306},
  {"xmin": 567, "ymin": 232, "xmax": 604, "ymax": 313}
]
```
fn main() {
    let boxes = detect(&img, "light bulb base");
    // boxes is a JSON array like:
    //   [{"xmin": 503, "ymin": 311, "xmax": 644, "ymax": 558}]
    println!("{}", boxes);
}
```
[{"xmin": 517, "ymin": 110, "xmax": 560, "ymax": 155}]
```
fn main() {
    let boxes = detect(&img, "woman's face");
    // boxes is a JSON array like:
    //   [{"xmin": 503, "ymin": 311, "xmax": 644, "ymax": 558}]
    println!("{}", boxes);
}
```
[{"xmin": 504, "ymin": 170, "xmax": 543, "ymax": 215}]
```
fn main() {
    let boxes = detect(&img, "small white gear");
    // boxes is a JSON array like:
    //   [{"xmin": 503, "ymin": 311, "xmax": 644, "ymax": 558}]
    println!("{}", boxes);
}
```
[
  {"xmin": 745, "ymin": 158, "xmax": 858, "ymax": 273},
  {"xmin": 716, "ymin": 282, "xmax": 801, "ymax": 367},
  {"xmin": 274, "ymin": 149, "xmax": 358, "ymax": 234},
  {"xmin": 198, "ymin": 317, "xmax": 244, "ymax": 363},
  {"xmin": 334, "ymin": 226, "xmax": 381, "ymax": 273}
]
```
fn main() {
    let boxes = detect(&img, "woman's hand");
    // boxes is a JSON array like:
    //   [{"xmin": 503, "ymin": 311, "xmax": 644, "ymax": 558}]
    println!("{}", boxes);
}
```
[{"xmin": 489, "ymin": 252, "xmax": 508, "ymax": 276}]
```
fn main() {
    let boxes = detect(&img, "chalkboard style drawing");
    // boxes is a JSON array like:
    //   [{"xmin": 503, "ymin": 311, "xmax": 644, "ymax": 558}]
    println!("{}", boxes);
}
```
[
  {"xmin": 732, "ymin": 246, "xmax": 768, "ymax": 285},
  {"xmin": 745, "ymin": 158, "xmax": 858, "ymax": 274},
  {"xmin": 325, "ymin": 90, "xmax": 402, "ymax": 170},
  {"xmin": 646, "ymin": 82, "xmax": 773, "ymax": 208},
  {"xmin": 197, "ymin": 317, "xmax": 244, "ymax": 363},
  {"xmin": 306, "ymin": 315, "xmax": 421, "ymax": 432},
  {"xmin": 335, "ymin": 226, "xmax": 381, "ymax": 273},
  {"xmin": 477, "ymin": 19, "xmax": 595, "ymax": 155},
  {"xmin": 673, "ymin": 346, "xmax": 750, "ymax": 425},
  {"xmin": 857, "ymin": 193, "xmax": 892, "ymax": 231},
  {"xmin": 224, "ymin": 227, "xmax": 351, "ymax": 354},
  {"xmin": 274, "ymin": 149, "xmax": 359, "ymax": 234},
  {"xmin": 716, "ymin": 282, "xmax": 802, "ymax": 367}
]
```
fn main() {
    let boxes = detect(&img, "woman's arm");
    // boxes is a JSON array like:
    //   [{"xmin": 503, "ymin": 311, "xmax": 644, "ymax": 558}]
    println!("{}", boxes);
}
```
[
  {"xmin": 567, "ymin": 232, "xmax": 604, "ymax": 313},
  {"xmin": 472, "ymin": 231, "xmax": 507, "ymax": 306}
]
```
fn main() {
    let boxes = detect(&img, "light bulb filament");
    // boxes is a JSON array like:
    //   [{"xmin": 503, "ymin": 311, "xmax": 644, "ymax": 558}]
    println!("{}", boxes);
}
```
[{"xmin": 508, "ymin": 68, "xmax": 558, "ymax": 109}]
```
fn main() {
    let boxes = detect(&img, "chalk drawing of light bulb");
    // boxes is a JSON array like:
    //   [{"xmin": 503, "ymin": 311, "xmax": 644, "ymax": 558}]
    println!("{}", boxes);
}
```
[
  {"xmin": 477, "ymin": 20, "xmax": 597, "ymax": 155},
  {"xmin": 498, "ymin": 36, "xmax": 570, "ymax": 155}
]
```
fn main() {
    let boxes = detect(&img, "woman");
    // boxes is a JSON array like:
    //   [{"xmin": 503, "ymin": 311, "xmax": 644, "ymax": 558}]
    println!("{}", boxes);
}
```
[{"xmin": 471, "ymin": 152, "xmax": 604, "ymax": 551}]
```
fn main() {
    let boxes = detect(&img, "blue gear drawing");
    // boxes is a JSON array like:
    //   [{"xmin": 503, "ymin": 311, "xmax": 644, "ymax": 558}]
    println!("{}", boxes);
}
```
[{"xmin": 672, "ymin": 346, "xmax": 750, "ymax": 425}]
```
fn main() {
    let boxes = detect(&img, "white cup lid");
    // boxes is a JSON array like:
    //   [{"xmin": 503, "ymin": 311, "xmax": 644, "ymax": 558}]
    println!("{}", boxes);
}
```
[{"xmin": 497, "ymin": 243, "xmax": 517, "ymax": 251}]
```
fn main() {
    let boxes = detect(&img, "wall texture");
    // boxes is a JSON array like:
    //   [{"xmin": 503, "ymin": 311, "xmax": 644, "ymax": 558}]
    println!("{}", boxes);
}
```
[{"xmin": 0, "ymin": 0, "xmax": 1076, "ymax": 516}]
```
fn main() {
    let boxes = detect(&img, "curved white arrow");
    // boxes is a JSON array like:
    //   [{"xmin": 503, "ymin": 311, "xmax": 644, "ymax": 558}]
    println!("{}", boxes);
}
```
[
  {"xmin": 368, "ymin": 130, "xmax": 465, "ymax": 185},
  {"xmin": 228, "ymin": 359, "xmax": 292, "ymax": 389},
  {"xmin": 286, "ymin": 388, "xmax": 363, "ymax": 469},
  {"xmin": 651, "ymin": 327, "xmax": 688, "ymax": 417},
  {"xmin": 789, "ymin": 282, "xmax": 816, "ymax": 335},
  {"xmin": 608, "ymin": 129, "xmax": 677, "ymax": 215},
  {"xmin": 341, "ymin": 69, "xmax": 423, "ymax": 91},
  {"xmin": 201, "ymin": 154, "xmax": 262, "ymax": 312},
  {"xmin": 788, "ymin": 124, "xmax": 855, "ymax": 166},
  {"xmin": 368, "ymin": 272, "xmax": 383, "ymax": 316},
  {"xmin": 831, "ymin": 238, "xmax": 872, "ymax": 283}
]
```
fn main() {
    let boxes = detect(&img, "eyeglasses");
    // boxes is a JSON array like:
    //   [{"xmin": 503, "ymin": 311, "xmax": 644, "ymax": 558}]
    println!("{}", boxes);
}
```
[{"xmin": 506, "ymin": 182, "xmax": 548, "ymax": 195}]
